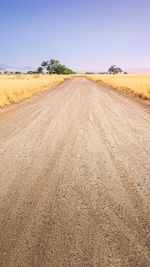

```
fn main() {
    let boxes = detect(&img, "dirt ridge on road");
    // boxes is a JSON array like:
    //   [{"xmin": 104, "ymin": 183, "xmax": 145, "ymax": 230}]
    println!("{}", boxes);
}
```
[{"xmin": 0, "ymin": 77, "xmax": 150, "ymax": 266}]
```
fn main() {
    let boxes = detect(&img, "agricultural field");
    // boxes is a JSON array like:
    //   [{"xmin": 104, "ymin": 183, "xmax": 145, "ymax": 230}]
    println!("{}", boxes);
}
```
[
  {"xmin": 0, "ymin": 74, "xmax": 72, "ymax": 107},
  {"xmin": 86, "ymin": 74, "xmax": 150, "ymax": 99}
]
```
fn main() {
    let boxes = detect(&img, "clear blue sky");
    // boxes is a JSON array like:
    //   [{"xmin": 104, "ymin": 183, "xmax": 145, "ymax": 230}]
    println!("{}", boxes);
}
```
[{"xmin": 0, "ymin": 0, "xmax": 150, "ymax": 71}]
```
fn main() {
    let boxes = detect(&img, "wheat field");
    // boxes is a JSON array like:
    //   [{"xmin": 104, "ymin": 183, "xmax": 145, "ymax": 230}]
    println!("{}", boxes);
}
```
[
  {"xmin": 86, "ymin": 74, "xmax": 150, "ymax": 99},
  {"xmin": 0, "ymin": 74, "xmax": 72, "ymax": 107}
]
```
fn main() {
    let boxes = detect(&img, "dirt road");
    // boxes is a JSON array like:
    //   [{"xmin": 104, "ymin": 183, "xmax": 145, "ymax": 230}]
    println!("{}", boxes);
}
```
[{"xmin": 0, "ymin": 77, "xmax": 150, "ymax": 266}]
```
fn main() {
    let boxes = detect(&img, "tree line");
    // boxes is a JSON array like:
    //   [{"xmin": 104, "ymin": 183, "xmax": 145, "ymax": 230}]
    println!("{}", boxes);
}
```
[{"xmin": 0, "ymin": 63, "xmax": 127, "ymax": 75}]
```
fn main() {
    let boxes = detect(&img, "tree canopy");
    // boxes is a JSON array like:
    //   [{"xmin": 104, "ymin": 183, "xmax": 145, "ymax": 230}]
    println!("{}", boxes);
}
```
[
  {"xmin": 108, "ymin": 65, "xmax": 123, "ymax": 74},
  {"xmin": 37, "ymin": 59, "xmax": 75, "ymax": 74}
]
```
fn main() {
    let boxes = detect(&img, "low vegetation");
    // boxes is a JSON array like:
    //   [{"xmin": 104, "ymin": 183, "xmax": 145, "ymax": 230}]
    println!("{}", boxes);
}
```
[
  {"xmin": 0, "ymin": 74, "xmax": 72, "ymax": 107},
  {"xmin": 86, "ymin": 74, "xmax": 150, "ymax": 99}
]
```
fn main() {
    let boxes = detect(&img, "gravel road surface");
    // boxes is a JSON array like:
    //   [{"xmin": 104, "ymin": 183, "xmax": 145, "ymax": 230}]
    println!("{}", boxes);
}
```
[{"xmin": 0, "ymin": 77, "xmax": 150, "ymax": 266}]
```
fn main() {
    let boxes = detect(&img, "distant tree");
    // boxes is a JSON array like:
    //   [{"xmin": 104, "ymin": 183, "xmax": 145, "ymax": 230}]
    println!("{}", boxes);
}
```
[
  {"xmin": 108, "ymin": 65, "xmax": 123, "ymax": 74},
  {"xmin": 37, "ymin": 67, "xmax": 43, "ymax": 74},
  {"xmin": 116, "ymin": 67, "xmax": 123, "ymax": 73},
  {"xmin": 27, "ymin": 71, "xmax": 37, "ymax": 74},
  {"xmin": 41, "ymin": 61, "xmax": 49, "ymax": 67},
  {"xmin": 4, "ymin": 71, "xmax": 8, "ymax": 74},
  {"xmin": 38, "ymin": 59, "xmax": 75, "ymax": 74},
  {"xmin": 85, "ymin": 72, "xmax": 94, "ymax": 74},
  {"xmin": 15, "ymin": 71, "xmax": 21, "ymax": 74},
  {"xmin": 49, "ymin": 59, "xmax": 59, "ymax": 74},
  {"xmin": 98, "ymin": 72, "xmax": 108, "ymax": 74},
  {"xmin": 124, "ymin": 72, "xmax": 128, "ymax": 74},
  {"xmin": 40, "ymin": 59, "xmax": 59, "ymax": 74},
  {"xmin": 54, "ymin": 64, "xmax": 74, "ymax": 74}
]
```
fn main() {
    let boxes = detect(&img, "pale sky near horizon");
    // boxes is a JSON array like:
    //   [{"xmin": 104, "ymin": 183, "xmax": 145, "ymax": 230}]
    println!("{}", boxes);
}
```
[{"xmin": 0, "ymin": 0, "xmax": 150, "ymax": 71}]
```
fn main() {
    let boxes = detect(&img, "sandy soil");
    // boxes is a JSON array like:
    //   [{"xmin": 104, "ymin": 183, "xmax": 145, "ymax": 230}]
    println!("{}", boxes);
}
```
[{"xmin": 0, "ymin": 77, "xmax": 150, "ymax": 267}]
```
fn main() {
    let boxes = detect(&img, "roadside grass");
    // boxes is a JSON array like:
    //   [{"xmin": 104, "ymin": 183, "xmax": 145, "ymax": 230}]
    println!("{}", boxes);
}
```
[
  {"xmin": 86, "ymin": 74, "xmax": 150, "ymax": 100},
  {"xmin": 0, "ymin": 74, "xmax": 72, "ymax": 107},
  {"xmin": 1, "ymin": 73, "xmax": 150, "ymax": 107}
]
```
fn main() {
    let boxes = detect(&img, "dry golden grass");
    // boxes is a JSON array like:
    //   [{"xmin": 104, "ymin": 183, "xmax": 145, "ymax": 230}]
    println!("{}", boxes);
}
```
[
  {"xmin": 0, "ymin": 74, "xmax": 73, "ymax": 107},
  {"xmin": 86, "ymin": 74, "xmax": 150, "ymax": 99},
  {"xmin": 1, "ymin": 73, "xmax": 150, "ymax": 107}
]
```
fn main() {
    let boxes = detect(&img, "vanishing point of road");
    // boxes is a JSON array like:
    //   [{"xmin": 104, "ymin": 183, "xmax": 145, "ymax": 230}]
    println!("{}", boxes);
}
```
[{"xmin": 0, "ymin": 77, "xmax": 150, "ymax": 266}]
